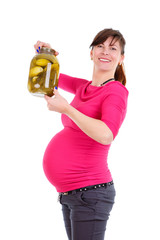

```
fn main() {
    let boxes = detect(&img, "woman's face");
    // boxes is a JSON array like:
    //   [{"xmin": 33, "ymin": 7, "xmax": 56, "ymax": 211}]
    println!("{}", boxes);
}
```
[{"xmin": 90, "ymin": 36, "xmax": 124, "ymax": 73}]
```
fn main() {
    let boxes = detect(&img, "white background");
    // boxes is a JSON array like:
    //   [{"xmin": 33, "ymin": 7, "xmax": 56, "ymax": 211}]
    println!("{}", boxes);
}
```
[{"xmin": 0, "ymin": 0, "xmax": 160, "ymax": 239}]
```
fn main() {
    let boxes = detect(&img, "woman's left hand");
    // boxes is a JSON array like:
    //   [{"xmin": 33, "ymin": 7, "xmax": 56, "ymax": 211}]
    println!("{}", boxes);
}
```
[{"xmin": 44, "ymin": 88, "xmax": 69, "ymax": 114}]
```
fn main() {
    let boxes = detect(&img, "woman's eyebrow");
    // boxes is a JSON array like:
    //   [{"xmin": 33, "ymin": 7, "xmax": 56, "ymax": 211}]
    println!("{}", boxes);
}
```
[{"xmin": 109, "ymin": 43, "xmax": 118, "ymax": 47}]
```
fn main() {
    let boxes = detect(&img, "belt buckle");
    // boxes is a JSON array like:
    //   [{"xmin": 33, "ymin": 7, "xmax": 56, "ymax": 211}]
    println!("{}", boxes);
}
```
[{"xmin": 63, "ymin": 192, "xmax": 68, "ymax": 195}]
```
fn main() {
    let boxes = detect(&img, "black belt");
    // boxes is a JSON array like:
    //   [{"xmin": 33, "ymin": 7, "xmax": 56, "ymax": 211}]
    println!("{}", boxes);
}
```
[{"xmin": 60, "ymin": 181, "xmax": 113, "ymax": 195}]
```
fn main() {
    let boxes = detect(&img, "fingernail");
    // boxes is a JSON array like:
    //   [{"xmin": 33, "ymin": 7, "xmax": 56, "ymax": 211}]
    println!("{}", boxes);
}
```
[
  {"xmin": 38, "ymin": 46, "xmax": 40, "ymax": 50},
  {"xmin": 36, "ymin": 49, "xmax": 39, "ymax": 53},
  {"xmin": 55, "ymin": 86, "xmax": 58, "ymax": 89}
]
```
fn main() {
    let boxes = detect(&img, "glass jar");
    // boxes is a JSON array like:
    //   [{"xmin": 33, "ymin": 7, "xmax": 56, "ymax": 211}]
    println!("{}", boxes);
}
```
[{"xmin": 28, "ymin": 47, "xmax": 59, "ymax": 97}]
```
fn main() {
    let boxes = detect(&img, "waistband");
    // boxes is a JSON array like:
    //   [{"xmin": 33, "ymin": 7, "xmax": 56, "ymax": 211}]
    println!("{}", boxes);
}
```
[{"xmin": 60, "ymin": 181, "xmax": 113, "ymax": 195}]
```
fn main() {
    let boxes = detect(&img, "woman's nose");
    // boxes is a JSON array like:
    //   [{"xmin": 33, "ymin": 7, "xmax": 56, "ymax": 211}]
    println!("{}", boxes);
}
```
[{"xmin": 102, "ymin": 47, "xmax": 109, "ymax": 55}]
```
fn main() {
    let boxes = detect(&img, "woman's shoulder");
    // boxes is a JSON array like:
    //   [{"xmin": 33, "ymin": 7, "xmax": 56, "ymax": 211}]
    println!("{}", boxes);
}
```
[{"xmin": 104, "ymin": 80, "xmax": 129, "ymax": 96}]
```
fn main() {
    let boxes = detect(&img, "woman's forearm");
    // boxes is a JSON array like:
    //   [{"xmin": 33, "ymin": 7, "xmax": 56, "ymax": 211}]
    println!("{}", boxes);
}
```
[
  {"xmin": 64, "ymin": 104, "xmax": 113, "ymax": 145},
  {"xmin": 44, "ymin": 88, "xmax": 113, "ymax": 145}
]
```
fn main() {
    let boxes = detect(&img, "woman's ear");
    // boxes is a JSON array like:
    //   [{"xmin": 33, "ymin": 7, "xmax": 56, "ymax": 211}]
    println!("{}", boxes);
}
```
[
  {"xmin": 119, "ymin": 54, "xmax": 125, "ymax": 65},
  {"xmin": 90, "ymin": 49, "xmax": 93, "ymax": 60}
]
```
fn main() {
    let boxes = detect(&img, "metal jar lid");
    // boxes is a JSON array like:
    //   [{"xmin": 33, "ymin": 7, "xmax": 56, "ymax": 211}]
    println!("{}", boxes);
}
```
[{"xmin": 39, "ymin": 47, "xmax": 56, "ymax": 55}]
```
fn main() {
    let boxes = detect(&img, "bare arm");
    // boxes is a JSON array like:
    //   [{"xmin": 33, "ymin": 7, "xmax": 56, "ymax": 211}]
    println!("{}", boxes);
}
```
[
  {"xmin": 64, "ymin": 104, "xmax": 113, "ymax": 145},
  {"xmin": 45, "ymin": 88, "xmax": 113, "ymax": 145}
]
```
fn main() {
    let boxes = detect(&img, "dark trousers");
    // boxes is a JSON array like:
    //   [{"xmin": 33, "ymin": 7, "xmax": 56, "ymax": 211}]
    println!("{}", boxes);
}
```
[{"xmin": 59, "ymin": 184, "xmax": 116, "ymax": 240}]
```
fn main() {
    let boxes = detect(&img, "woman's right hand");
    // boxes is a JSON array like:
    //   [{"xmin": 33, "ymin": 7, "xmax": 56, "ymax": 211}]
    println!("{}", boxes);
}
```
[{"xmin": 34, "ymin": 40, "xmax": 59, "ymax": 56}]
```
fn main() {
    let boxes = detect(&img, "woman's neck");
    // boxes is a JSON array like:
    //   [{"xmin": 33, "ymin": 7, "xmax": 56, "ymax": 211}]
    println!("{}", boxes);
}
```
[{"xmin": 91, "ymin": 68, "xmax": 114, "ymax": 86}]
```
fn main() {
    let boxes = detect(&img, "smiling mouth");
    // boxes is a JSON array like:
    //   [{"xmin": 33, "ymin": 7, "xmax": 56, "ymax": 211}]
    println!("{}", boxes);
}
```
[{"xmin": 99, "ymin": 58, "xmax": 111, "ymax": 62}]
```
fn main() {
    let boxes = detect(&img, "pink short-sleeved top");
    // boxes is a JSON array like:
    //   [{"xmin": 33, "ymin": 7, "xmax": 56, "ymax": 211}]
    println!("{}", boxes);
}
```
[{"xmin": 43, "ymin": 74, "xmax": 129, "ymax": 192}]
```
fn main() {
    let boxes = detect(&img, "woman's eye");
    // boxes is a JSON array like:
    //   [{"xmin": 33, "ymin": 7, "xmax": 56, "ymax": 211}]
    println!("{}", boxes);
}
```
[
  {"xmin": 97, "ymin": 45, "xmax": 103, "ymax": 48},
  {"xmin": 111, "ymin": 47, "xmax": 117, "ymax": 50}
]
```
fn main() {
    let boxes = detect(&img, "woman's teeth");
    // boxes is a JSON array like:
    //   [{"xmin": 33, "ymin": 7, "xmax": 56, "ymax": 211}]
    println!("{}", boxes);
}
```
[{"xmin": 99, "ymin": 58, "xmax": 110, "ymax": 62}]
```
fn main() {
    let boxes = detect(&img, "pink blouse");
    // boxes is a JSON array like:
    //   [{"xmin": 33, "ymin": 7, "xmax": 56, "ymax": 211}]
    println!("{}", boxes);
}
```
[{"xmin": 43, "ymin": 74, "xmax": 129, "ymax": 192}]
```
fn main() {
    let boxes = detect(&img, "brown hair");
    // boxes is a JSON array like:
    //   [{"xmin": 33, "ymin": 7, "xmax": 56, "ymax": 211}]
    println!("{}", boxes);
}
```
[{"xmin": 90, "ymin": 28, "xmax": 126, "ymax": 86}]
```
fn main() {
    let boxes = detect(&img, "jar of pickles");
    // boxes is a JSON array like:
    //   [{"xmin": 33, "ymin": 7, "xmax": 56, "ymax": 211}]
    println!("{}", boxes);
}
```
[{"xmin": 28, "ymin": 47, "xmax": 59, "ymax": 97}]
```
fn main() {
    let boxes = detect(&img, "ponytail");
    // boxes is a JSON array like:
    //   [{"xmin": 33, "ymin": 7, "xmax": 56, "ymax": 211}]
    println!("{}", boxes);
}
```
[{"xmin": 114, "ymin": 63, "xmax": 126, "ymax": 86}]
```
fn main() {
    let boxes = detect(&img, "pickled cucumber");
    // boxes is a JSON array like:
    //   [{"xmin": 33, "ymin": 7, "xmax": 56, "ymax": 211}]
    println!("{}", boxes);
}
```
[
  {"xmin": 36, "ymin": 59, "xmax": 51, "ymax": 66},
  {"xmin": 51, "ymin": 63, "xmax": 59, "ymax": 71},
  {"xmin": 29, "ymin": 66, "xmax": 43, "ymax": 77},
  {"xmin": 32, "ymin": 76, "xmax": 38, "ymax": 83}
]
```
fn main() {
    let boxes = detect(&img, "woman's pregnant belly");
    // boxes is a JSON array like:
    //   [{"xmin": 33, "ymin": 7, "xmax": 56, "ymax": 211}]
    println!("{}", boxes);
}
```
[{"xmin": 43, "ymin": 127, "xmax": 111, "ymax": 192}]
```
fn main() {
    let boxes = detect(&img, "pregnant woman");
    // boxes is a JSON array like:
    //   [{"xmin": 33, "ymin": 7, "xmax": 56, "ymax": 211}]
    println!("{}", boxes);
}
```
[{"xmin": 34, "ymin": 28, "xmax": 129, "ymax": 240}]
